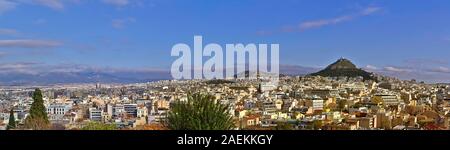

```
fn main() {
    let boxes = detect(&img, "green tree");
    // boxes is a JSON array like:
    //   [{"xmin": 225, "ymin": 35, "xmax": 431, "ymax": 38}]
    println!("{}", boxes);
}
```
[
  {"xmin": 274, "ymin": 122, "xmax": 294, "ymax": 130},
  {"xmin": 312, "ymin": 120, "xmax": 323, "ymax": 130},
  {"xmin": 25, "ymin": 88, "xmax": 50, "ymax": 130},
  {"xmin": 166, "ymin": 93, "xmax": 235, "ymax": 130},
  {"xmin": 372, "ymin": 96, "xmax": 383, "ymax": 105},
  {"xmin": 6, "ymin": 108, "xmax": 16, "ymax": 130},
  {"xmin": 81, "ymin": 122, "xmax": 117, "ymax": 130},
  {"xmin": 337, "ymin": 100, "xmax": 347, "ymax": 111}
]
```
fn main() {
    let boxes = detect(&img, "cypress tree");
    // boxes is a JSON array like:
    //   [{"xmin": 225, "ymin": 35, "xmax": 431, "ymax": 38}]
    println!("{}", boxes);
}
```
[
  {"xmin": 6, "ymin": 108, "xmax": 16, "ymax": 130},
  {"xmin": 25, "ymin": 88, "xmax": 50, "ymax": 130}
]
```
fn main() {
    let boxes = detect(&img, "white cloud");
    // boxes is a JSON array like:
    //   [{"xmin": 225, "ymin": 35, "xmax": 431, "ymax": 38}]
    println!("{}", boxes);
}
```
[
  {"xmin": 111, "ymin": 17, "xmax": 135, "ymax": 29},
  {"xmin": 0, "ymin": 62, "xmax": 169, "ymax": 75},
  {"xmin": 256, "ymin": 30, "xmax": 273, "ymax": 36},
  {"xmin": 0, "ymin": 39, "xmax": 62, "ymax": 48},
  {"xmin": 33, "ymin": 18, "xmax": 47, "ymax": 24},
  {"xmin": 0, "ymin": 0, "xmax": 146, "ymax": 14},
  {"xmin": 361, "ymin": 7, "xmax": 382, "ymax": 16},
  {"xmin": 0, "ymin": 28, "xmax": 18, "ymax": 35},
  {"xmin": 444, "ymin": 37, "xmax": 450, "ymax": 42},
  {"xmin": 0, "ymin": 62, "xmax": 41, "ymax": 74},
  {"xmin": 0, "ymin": 51, "xmax": 7, "ymax": 57},
  {"xmin": 102, "ymin": 0, "xmax": 129, "ymax": 7},
  {"xmin": 295, "ymin": 6, "xmax": 382, "ymax": 31},
  {"xmin": 31, "ymin": 0, "xmax": 64, "ymax": 10},
  {"xmin": 0, "ymin": 0, "xmax": 17, "ymax": 14},
  {"xmin": 430, "ymin": 66, "xmax": 450, "ymax": 73},
  {"xmin": 299, "ymin": 15, "xmax": 353, "ymax": 31},
  {"xmin": 384, "ymin": 66, "xmax": 409, "ymax": 72},
  {"xmin": 365, "ymin": 65, "xmax": 378, "ymax": 70},
  {"xmin": 112, "ymin": 19, "xmax": 125, "ymax": 29}
]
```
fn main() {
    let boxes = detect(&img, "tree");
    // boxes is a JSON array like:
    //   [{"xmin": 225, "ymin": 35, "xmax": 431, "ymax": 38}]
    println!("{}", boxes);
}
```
[
  {"xmin": 372, "ymin": 96, "xmax": 383, "ymax": 105},
  {"xmin": 312, "ymin": 120, "xmax": 323, "ymax": 130},
  {"xmin": 337, "ymin": 100, "xmax": 347, "ymax": 111},
  {"xmin": 6, "ymin": 108, "xmax": 16, "ymax": 130},
  {"xmin": 25, "ymin": 88, "xmax": 50, "ymax": 130},
  {"xmin": 166, "ymin": 93, "xmax": 235, "ymax": 130},
  {"xmin": 274, "ymin": 122, "xmax": 294, "ymax": 130},
  {"xmin": 257, "ymin": 84, "xmax": 262, "ymax": 93},
  {"xmin": 81, "ymin": 122, "xmax": 117, "ymax": 130}
]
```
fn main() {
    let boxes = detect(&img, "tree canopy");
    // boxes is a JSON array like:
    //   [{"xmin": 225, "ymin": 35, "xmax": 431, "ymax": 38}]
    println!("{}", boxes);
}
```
[
  {"xmin": 81, "ymin": 122, "xmax": 117, "ymax": 130},
  {"xmin": 166, "ymin": 93, "xmax": 235, "ymax": 130}
]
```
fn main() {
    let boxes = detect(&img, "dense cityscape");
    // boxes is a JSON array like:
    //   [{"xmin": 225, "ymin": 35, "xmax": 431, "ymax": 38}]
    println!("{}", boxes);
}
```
[
  {"xmin": 1, "ymin": 58, "xmax": 449, "ymax": 130},
  {"xmin": 2, "ymin": 1, "xmax": 450, "ymax": 148}
]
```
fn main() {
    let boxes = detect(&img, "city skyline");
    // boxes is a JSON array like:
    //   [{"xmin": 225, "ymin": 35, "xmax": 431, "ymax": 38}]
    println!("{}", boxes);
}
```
[
  {"xmin": 1, "ymin": 0, "xmax": 450, "ymax": 83},
  {"xmin": 3, "ymin": 2, "xmax": 450, "ymax": 148}
]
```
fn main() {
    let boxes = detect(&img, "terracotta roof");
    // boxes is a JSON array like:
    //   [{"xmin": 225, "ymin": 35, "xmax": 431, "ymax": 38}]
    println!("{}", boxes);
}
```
[
  {"xmin": 423, "ymin": 124, "xmax": 444, "ymax": 130},
  {"xmin": 245, "ymin": 114, "xmax": 261, "ymax": 120}
]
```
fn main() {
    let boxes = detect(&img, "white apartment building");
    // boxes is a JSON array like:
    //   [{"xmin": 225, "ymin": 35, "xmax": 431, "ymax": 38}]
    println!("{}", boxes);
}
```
[
  {"xmin": 312, "ymin": 98, "xmax": 324, "ymax": 111},
  {"xmin": 47, "ymin": 103, "xmax": 72, "ymax": 121},
  {"xmin": 137, "ymin": 106, "xmax": 148, "ymax": 118},
  {"xmin": 375, "ymin": 94, "xmax": 401, "ymax": 106},
  {"xmin": 89, "ymin": 108, "xmax": 103, "ymax": 122}
]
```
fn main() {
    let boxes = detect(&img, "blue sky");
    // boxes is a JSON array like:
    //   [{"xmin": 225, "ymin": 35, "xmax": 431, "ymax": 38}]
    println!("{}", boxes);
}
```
[{"xmin": 1, "ymin": 0, "xmax": 450, "ymax": 82}]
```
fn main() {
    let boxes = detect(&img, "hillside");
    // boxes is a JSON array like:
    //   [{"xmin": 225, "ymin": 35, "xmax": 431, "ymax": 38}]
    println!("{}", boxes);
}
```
[{"xmin": 309, "ymin": 58, "xmax": 375, "ymax": 80}]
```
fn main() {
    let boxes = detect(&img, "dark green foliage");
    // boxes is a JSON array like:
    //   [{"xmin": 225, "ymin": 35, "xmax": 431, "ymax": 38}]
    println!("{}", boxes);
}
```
[
  {"xmin": 310, "ymin": 68, "xmax": 374, "ymax": 80},
  {"xmin": 257, "ymin": 84, "xmax": 262, "ymax": 93},
  {"xmin": 325, "ymin": 58, "xmax": 357, "ymax": 69},
  {"xmin": 309, "ymin": 58, "xmax": 374, "ymax": 80},
  {"xmin": 229, "ymin": 86, "xmax": 249, "ymax": 91},
  {"xmin": 312, "ymin": 120, "xmax": 323, "ymax": 130},
  {"xmin": 337, "ymin": 100, "xmax": 347, "ymax": 111},
  {"xmin": 205, "ymin": 79, "xmax": 235, "ymax": 85},
  {"xmin": 6, "ymin": 108, "xmax": 16, "ymax": 130},
  {"xmin": 81, "ymin": 122, "xmax": 117, "ymax": 130},
  {"xmin": 25, "ymin": 88, "xmax": 50, "ymax": 130},
  {"xmin": 166, "ymin": 93, "xmax": 235, "ymax": 130},
  {"xmin": 274, "ymin": 122, "xmax": 294, "ymax": 130}
]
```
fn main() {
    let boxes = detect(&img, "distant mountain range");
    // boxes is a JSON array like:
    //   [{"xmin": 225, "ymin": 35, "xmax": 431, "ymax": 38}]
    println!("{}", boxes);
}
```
[
  {"xmin": 0, "ymin": 71, "xmax": 171, "ymax": 86},
  {"xmin": 309, "ymin": 58, "xmax": 375, "ymax": 80},
  {"xmin": 0, "ymin": 59, "xmax": 378, "ymax": 86}
]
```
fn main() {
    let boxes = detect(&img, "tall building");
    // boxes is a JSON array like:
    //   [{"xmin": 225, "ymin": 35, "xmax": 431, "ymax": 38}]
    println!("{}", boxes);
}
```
[
  {"xmin": 124, "ymin": 104, "xmax": 138, "ymax": 117},
  {"xmin": 89, "ymin": 108, "xmax": 103, "ymax": 122},
  {"xmin": 112, "ymin": 104, "xmax": 124, "ymax": 118}
]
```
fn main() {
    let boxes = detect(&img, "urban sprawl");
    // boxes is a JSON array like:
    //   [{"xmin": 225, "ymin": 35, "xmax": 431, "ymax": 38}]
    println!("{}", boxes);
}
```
[{"xmin": 1, "ymin": 73, "xmax": 450, "ymax": 130}]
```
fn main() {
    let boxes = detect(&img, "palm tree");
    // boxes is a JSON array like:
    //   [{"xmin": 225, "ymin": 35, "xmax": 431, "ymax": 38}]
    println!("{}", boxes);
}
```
[{"xmin": 166, "ymin": 93, "xmax": 235, "ymax": 130}]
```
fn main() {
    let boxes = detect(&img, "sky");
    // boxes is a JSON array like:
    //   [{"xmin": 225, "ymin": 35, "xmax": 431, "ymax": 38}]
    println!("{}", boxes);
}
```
[{"xmin": 1, "ymin": 0, "xmax": 450, "ymax": 83}]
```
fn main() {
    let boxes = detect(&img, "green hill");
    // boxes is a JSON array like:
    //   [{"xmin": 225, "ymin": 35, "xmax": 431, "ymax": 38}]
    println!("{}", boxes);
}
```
[{"xmin": 309, "ymin": 58, "xmax": 374, "ymax": 80}]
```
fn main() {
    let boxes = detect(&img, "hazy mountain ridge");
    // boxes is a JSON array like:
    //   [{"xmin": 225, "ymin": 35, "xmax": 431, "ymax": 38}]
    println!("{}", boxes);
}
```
[
  {"xmin": 0, "ymin": 64, "xmax": 318, "ymax": 85},
  {"xmin": 3, "ymin": 59, "xmax": 446, "ymax": 85},
  {"xmin": 0, "ymin": 71, "xmax": 171, "ymax": 86}
]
